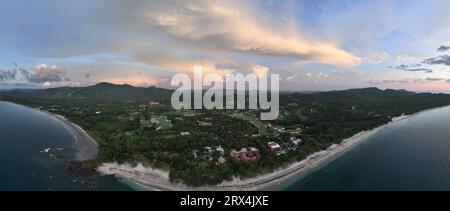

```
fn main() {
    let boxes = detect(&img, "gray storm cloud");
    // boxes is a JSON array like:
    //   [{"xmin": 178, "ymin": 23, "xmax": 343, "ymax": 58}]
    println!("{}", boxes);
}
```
[
  {"xmin": 395, "ymin": 64, "xmax": 433, "ymax": 73},
  {"xmin": 437, "ymin": 46, "xmax": 450, "ymax": 52},
  {"xmin": 423, "ymin": 55, "xmax": 450, "ymax": 66}
]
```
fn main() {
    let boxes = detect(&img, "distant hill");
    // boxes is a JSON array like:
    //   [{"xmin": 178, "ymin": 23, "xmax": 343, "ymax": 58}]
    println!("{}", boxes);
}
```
[
  {"xmin": 0, "ymin": 82, "xmax": 173, "ymax": 105},
  {"xmin": 283, "ymin": 87, "xmax": 442, "ymax": 105}
]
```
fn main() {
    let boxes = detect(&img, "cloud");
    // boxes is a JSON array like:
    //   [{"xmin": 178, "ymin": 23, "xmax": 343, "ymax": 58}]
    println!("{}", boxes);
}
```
[
  {"xmin": 364, "ymin": 52, "xmax": 391, "ymax": 64},
  {"xmin": 0, "ymin": 69, "xmax": 19, "ymax": 81},
  {"xmin": 395, "ymin": 64, "xmax": 433, "ymax": 73},
  {"xmin": 252, "ymin": 65, "xmax": 269, "ymax": 78},
  {"xmin": 395, "ymin": 55, "xmax": 427, "ymax": 65},
  {"xmin": 423, "ymin": 55, "xmax": 450, "ymax": 66},
  {"xmin": 413, "ymin": 78, "xmax": 426, "ymax": 83},
  {"xmin": 425, "ymin": 77, "xmax": 446, "ymax": 81},
  {"xmin": 28, "ymin": 64, "xmax": 67, "ymax": 83},
  {"xmin": 285, "ymin": 75, "xmax": 297, "ymax": 82},
  {"xmin": 413, "ymin": 78, "xmax": 445, "ymax": 83},
  {"xmin": 146, "ymin": 0, "xmax": 361, "ymax": 67},
  {"xmin": 367, "ymin": 79, "xmax": 397, "ymax": 85},
  {"xmin": 437, "ymin": 45, "xmax": 450, "ymax": 52},
  {"xmin": 0, "ymin": 64, "xmax": 68, "ymax": 84},
  {"xmin": 305, "ymin": 72, "xmax": 314, "ymax": 78},
  {"xmin": 134, "ymin": 47, "xmax": 273, "ymax": 78},
  {"xmin": 303, "ymin": 72, "xmax": 330, "ymax": 79},
  {"xmin": 368, "ymin": 77, "xmax": 448, "ymax": 85},
  {"xmin": 101, "ymin": 76, "xmax": 157, "ymax": 87},
  {"xmin": 391, "ymin": 46, "xmax": 450, "ymax": 77}
]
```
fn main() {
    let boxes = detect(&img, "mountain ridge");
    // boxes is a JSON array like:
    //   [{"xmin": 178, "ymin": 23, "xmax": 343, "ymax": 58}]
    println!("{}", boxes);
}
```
[{"xmin": 0, "ymin": 82, "xmax": 445, "ymax": 106}]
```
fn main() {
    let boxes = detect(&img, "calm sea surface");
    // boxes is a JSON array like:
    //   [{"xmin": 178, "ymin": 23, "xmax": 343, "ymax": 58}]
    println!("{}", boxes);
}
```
[{"xmin": 285, "ymin": 106, "xmax": 450, "ymax": 190}]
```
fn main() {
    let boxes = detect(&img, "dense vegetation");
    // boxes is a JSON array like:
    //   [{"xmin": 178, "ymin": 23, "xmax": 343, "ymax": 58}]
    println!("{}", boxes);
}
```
[{"xmin": 2, "ymin": 83, "xmax": 450, "ymax": 186}]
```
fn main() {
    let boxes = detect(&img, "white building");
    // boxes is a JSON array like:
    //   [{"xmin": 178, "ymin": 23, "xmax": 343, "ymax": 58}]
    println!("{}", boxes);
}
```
[
  {"xmin": 290, "ymin": 137, "xmax": 303, "ymax": 145},
  {"xmin": 267, "ymin": 142, "xmax": 281, "ymax": 150}
]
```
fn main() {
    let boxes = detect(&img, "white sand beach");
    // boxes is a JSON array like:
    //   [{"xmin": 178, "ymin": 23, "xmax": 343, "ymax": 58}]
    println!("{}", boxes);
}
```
[
  {"xmin": 48, "ymin": 113, "xmax": 99, "ymax": 161},
  {"xmin": 29, "ymin": 107, "xmax": 99, "ymax": 161}
]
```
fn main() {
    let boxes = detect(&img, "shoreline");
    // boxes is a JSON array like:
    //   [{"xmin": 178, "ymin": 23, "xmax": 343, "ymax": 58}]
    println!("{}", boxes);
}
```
[
  {"xmin": 6, "ymin": 100, "xmax": 446, "ymax": 190},
  {"xmin": 47, "ymin": 113, "xmax": 99, "ymax": 161},
  {"xmin": 4, "ymin": 102, "xmax": 99, "ymax": 161},
  {"xmin": 97, "ymin": 114, "xmax": 414, "ymax": 191}
]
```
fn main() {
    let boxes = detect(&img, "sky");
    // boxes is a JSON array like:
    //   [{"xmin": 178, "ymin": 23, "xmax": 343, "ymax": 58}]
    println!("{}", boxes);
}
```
[{"xmin": 2, "ymin": 0, "xmax": 450, "ymax": 92}]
